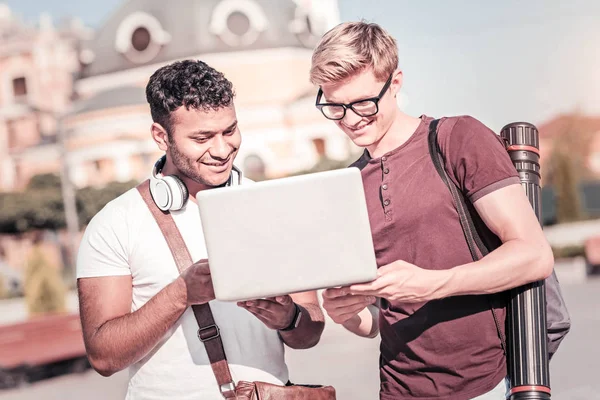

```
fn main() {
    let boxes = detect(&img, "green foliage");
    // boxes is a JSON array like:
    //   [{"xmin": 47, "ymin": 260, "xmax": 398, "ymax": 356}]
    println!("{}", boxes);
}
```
[
  {"xmin": 545, "ymin": 115, "xmax": 597, "ymax": 224},
  {"xmin": 0, "ymin": 274, "xmax": 6, "ymax": 300},
  {"xmin": 551, "ymin": 244, "xmax": 586, "ymax": 259},
  {"xmin": 0, "ymin": 174, "xmax": 137, "ymax": 234},
  {"xmin": 77, "ymin": 180, "xmax": 137, "ymax": 226},
  {"xmin": 27, "ymin": 173, "xmax": 62, "ymax": 191},
  {"xmin": 24, "ymin": 244, "xmax": 66, "ymax": 315},
  {"xmin": 0, "ymin": 189, "xmax": 65, "ymax": 233}
]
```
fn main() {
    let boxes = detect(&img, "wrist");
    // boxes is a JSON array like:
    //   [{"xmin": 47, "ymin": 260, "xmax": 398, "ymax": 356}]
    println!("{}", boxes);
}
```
[
  {"xmin": 169, "ymin": 276, "xmax": 189, "ymax": 309},
  {"xmin": 435, "ymin": 268, "xmax": 458, "ymax": 299},
  {"xmin": 279, "ymin": 303, "xmax": 301, "ymax": 332}
]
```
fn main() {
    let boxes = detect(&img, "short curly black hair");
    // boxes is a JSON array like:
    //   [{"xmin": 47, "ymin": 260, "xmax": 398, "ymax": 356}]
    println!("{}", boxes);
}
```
[{"xmin": 146, "ymin": 59, "xmax": 235, "ymax": 135}]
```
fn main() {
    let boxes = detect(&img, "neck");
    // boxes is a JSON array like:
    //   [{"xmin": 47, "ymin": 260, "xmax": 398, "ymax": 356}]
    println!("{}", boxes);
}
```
[{"xmin": 367, "ymin": 110, "xmax": 422, "ymax": 158}]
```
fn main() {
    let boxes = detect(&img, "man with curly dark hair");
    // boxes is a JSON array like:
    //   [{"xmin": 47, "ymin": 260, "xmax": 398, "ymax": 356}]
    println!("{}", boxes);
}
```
[{"xmin": 76, "ymin": 60, "xmax": 325, "ymax": 399}]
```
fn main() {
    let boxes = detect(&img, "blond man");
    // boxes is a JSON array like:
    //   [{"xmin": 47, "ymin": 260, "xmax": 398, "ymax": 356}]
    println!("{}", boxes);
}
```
[{"xmin": 312, "ymin": 22, "xmax": 553, "ymax": 400}]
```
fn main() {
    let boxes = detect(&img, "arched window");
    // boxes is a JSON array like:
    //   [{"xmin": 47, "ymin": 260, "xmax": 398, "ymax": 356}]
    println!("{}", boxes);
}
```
[
  {"xmin": 115, "ymin": 12, "xmax": 171, "ymax": 64},
  {"xmin": 209, "ymin": 0, "xmax": 268, "ymax": 47}
]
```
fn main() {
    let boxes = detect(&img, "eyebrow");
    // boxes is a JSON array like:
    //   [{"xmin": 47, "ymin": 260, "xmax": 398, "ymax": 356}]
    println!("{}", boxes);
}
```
[
  {"xmin": 323, "ymin": 91, "xmax": 379, "ymax": 105},
  {"xmin": 189, "ymin": 120, "xmax": 238, "ymax": 136}
]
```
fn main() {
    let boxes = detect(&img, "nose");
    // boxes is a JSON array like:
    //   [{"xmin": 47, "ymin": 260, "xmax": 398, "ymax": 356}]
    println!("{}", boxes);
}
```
[
  {"xmin": 342, "ymin": 108, "xmax": 362, "ymax": 126},
  {"xmin": 209, "ymin": 134, "xmax": 231, "ymax": 160}
]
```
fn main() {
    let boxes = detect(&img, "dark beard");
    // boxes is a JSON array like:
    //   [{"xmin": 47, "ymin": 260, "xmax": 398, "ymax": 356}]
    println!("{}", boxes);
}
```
[{"xmin": 169, "ymin": 140, "xmax": 230, "ymax": 188}]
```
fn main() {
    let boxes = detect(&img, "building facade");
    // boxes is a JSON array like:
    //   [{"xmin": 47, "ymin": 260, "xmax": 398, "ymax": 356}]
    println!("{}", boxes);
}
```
[
  {"xmin": 64, "ymin": 0, "xmax": 353, "ymax": 188},
  {"xmin": 0, "ymin": 0, "xmax": 356, "ymax": 191},
  {"xmin": 0, "ymin": 4, "xmax": 89, "ymax": 191}
]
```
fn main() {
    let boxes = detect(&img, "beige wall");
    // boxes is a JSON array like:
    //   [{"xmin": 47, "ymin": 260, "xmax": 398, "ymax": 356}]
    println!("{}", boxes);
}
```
[{"xmin": 0, "ymin": 20, "xmax": 82, "ymax": 192}]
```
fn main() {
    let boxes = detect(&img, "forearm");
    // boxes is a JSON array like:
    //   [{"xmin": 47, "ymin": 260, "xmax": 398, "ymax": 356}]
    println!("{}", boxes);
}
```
[
  {"xmin": 279, "ymin": 303, "xmax": 325, "ymax": 349},
  {"xmin": 439, "ymin": 238, "xmax": 553, "ymax": 298},
  {"xmin": 85, "ymin": 277, "xmax": 188, "ymax": 375},
  {"xmin": 342, "ymin": 305, "xmax": 379, "ymax": 338}
]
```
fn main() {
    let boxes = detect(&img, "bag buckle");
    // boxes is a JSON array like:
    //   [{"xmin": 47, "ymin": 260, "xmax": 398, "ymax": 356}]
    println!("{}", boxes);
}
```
[
  {"xmin": 197, "ymin": 324, "xmax": 220, "ymax": 342},
  {"xmin": 220, "ymin": 382, "xmax": 236, "ymax": 398}
]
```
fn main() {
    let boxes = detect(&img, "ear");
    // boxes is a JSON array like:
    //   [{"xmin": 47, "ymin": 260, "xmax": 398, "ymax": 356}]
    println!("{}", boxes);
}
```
[
  {"xmin": 151, "ymin": 123, "xmax": 169, "ymax": 152},
  {"xmin": 391, "ymin": 69, "xmax": 403, "ymax": 97}
]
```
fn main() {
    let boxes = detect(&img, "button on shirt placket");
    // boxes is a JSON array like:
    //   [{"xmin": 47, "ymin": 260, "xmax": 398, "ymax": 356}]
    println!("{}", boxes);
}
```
[{"xmin": 381, "ymin": 156, "xmax": 392, "ymax": 221}]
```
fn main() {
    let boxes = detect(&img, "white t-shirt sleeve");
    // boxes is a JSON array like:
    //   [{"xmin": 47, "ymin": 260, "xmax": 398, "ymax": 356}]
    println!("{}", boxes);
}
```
[{"xmin": 77, "ymin": 203, "xmax": 131, "ymax": 279}]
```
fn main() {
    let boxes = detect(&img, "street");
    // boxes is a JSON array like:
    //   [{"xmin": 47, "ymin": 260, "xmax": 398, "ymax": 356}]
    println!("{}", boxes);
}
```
[{"xmin": 0, "ymin": 277, "xmax": 598, "ymax": 400}]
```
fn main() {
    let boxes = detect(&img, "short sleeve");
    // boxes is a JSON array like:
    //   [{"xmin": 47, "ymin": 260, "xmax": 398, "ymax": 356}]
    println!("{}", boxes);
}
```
[
  {"xmin": 76, "ymin": 205, "xmax": 131, "ymax": 279},
  {"xmin": 437, "ymin": 116, "xmax": 520, "ymax": 203}
]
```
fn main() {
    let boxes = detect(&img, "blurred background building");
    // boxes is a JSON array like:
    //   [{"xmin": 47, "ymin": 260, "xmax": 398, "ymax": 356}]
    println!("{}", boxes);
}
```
[
  {"xmin": 1, "ymin": 0, "xmax": 356, "ymax": 192},
  {"xmin": 0, "ymin": 4, "xmax": 89, "ymax": 191}
]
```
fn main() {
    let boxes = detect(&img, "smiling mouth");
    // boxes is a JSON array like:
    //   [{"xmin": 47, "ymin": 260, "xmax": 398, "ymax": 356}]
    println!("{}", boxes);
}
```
[
  {"xmin": 344, "ymin": 120, "xmax": 374, "ymax": 132},
  {"xmin": 202, "ymin": 158, "xmax": 230, "ymax": 167}
]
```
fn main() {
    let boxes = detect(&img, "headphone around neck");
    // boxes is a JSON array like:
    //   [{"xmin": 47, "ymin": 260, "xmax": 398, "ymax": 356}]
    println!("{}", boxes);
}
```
[{"xmin": 149, "ymin": 155, "xmax": 242, "ymax": 211}]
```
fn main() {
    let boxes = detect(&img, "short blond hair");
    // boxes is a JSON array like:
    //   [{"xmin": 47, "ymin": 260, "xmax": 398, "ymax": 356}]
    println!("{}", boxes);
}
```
[{"xmin": 310, "ymin": 21, "xmax": 398, "ymax": 86}]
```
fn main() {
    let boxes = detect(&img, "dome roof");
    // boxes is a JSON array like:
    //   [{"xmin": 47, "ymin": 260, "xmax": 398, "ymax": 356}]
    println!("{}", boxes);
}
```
[{"xmin": 79, "ymin": 0, "xmax": 340, "ymax": 78}]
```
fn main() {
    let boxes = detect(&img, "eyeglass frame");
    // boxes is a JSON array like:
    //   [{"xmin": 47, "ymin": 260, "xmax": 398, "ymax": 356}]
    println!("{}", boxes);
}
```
[{"xmin": 315, "ymin": 72, "xmax": 394, "ymax": 121}]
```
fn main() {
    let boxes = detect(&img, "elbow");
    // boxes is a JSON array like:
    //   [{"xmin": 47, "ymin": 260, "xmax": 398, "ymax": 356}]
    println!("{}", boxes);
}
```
[
  {"xmin": 298, "ymin": 337, "xmax": 321, "ymax": 350},
  {"xmin": 285, "ymin": 320, "xmax": 325, "ymax": 350},
  {"xmin": 305, "ymin": 324, "xmax": 325, "ymax": 349},
  {"xmin": 87, "ymin": 353, "xmax": 121, "ymax": 377},
  {"xmin": 96, "ymin": 368, "xmax": 115, "ymax": 378},
  {"xmin": 533, "ymin": 242, "xmax": 554, "ymax": 281},
  {"xmin": 301, "ymin": 321, "xmax": 326, "ymax": 349}
]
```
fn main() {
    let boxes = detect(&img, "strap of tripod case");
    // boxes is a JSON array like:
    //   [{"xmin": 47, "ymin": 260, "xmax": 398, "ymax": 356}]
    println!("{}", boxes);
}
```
[
  {"xmin": 137, "ymin": 180, "xmax": 237, "ymax": 399},
  {"xmin": 427, "ymin": 119, "xmax": 507, "ymax": 354}
]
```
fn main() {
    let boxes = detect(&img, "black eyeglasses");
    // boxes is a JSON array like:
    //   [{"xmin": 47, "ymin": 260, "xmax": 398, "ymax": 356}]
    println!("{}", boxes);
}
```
[{"xmin": 315, "ymin": 73, "xmax": 394, "ymax": 121}]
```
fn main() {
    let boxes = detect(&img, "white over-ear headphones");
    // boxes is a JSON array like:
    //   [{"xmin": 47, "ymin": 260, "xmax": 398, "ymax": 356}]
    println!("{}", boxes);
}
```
[{"xmin": 149, "ymin": 155, "xmax": 243, "ymax": 211}]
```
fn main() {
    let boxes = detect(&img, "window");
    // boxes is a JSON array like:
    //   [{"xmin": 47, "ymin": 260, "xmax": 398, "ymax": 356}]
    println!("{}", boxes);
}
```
[
  {"xmin": 131, "ymin": 26, "xmax": 151, "ymax": 52},
  {"xmin": 209, "ymin": 0, "xmax": 268, "ymax": 47},
  {"xmin": 227, "ymin": 11, "xmax": 251, "ymax": 36},
  {"xmin": 115, "ymin": 12, "xmax": 170, "ymax": 64},
  {"xmin": 12, "ymin": 77, "xmax": 27, "ymax": 98}
]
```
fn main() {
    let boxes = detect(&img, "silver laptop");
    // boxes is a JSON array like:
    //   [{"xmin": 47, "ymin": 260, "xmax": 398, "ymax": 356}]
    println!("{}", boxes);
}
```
[{"xmin": 196, "ymin": 167, "xmax": 378, "ymax": 302}]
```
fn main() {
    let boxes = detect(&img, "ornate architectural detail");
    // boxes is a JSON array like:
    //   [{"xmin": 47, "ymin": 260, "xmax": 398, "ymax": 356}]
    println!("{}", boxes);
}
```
[
  {"xmin": 115, "ymin": 12, "xmax": 171, "ymax": 64},
  {"xmin": 209, "ymin": 0, "xmax": 268, "ymax": 47},
  {"xmin": 289, "ymin": 0, "xmax": 340, "ymax": 47}
]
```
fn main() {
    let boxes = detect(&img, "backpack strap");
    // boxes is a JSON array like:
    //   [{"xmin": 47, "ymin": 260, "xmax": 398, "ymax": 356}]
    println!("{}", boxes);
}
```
[{"xmin": 427, "ymin": 119, "xmax": 507, "ymax": 354}]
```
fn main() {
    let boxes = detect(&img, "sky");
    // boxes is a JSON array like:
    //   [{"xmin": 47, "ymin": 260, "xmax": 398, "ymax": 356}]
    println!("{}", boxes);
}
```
[{"xmin": 3, "ymin": 0, "xmax": 600, "ymax": 132}]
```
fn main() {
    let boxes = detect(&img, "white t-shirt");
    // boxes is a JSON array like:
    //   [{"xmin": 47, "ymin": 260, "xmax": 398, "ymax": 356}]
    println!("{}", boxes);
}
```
[{"xmin": 77, "ymin": 184, "xmax": 289, "ymax": 400}]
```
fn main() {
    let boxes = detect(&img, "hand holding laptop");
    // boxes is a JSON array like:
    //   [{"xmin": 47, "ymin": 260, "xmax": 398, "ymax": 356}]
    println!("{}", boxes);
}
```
[
  {"xmin": 178, "ymin": 258, "xmax": 215, "ymax": 306},
  {"xmin": 237, "ymin": 296, "xmax": 296, "ymax": 330},
  {"xmin": 322, "ymin": 287, "xmax": 376, "ymax": 325}
]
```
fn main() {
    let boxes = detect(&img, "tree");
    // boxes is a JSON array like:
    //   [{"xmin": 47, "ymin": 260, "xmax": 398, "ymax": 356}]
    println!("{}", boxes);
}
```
[
  {"xmin": 0, "ymin": 174, "xmax": 137, "ymax": 234},
  {"xmin": 0, "ymin": 185, "xmax": 66, "ymax": 233},
  {"xmin": 77, "ymin": 180, "xmax": 137, "ymax": 225},
  {"xmin": 545, "ymin": 114, "xmax": 592, "ymax": 223},
  {"xmin": 0, "ymin": 274, "xmax": 6, "ymax": 300},
  {"xmin": 27, "ymin": 173, "xmax": 62, "ymax": 191},
  {"xmin": 548, "ymin": 148, "xmax": 584, "ymax": 223}
]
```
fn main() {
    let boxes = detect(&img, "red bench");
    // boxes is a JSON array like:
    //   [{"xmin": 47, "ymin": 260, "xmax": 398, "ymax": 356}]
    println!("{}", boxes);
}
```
[{"xmin": 0, "ymin": 313, "xmax": 88, "ymax": 388}]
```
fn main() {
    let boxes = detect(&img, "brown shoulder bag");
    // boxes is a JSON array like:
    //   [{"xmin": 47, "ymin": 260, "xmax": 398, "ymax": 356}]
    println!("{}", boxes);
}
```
[{"xmin": 137, "ymin": 180, "xmax": 336, "ymax": 399}]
